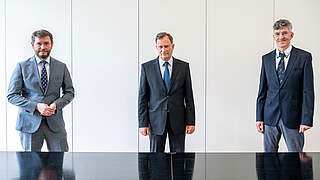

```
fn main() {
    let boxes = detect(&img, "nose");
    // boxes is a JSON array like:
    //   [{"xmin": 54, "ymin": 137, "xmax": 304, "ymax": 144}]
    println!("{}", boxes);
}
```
[{"xmin": 279, "ymin": 33, "xmax": 285, "ymax": 40}]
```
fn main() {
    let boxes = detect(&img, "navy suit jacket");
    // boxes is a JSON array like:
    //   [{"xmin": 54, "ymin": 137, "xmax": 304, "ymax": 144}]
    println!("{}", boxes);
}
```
[
  {"xmin": 256, "ymin": 46, "xmax": 314, "ymax": 129},
  {"xmin": 138, "ymin": 57, "xmax": 195, "ymax": 135}
]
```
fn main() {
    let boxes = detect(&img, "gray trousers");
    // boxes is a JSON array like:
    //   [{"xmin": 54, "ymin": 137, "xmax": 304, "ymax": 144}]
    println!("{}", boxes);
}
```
[
  {"xmin": 19, "ymin": 118, "xmax": 69, "ymax": 152},
  {"xmin": 264, "ymin": 119, "xmax": 304, "ymax": 152}
]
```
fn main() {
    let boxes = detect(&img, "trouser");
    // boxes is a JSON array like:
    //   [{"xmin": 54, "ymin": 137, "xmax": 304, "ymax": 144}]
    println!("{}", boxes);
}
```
[
  {"xmin": 149, "ymin": 114, "xmax": 185, "ymax": 152},
  {"xmin": 20, "ymin": 117, "xmax": 69, "ymax": 152},
  {"xmin": 264, "ymin": 119, "xmax": 304, "ymax": 152}
]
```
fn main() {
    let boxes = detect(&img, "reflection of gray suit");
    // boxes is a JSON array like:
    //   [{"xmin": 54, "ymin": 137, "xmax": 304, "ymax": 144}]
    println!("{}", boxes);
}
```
[
  {"xmin": 17, "ymin": 152, "xmax": 64, "ymax": 180},
  {"xmin": 7, "ymin": 56, "xmax": 74, "ymax": 151},
  {"xmin": 17, "ymin": 152, "xmax": 75, "ymax": 180}
]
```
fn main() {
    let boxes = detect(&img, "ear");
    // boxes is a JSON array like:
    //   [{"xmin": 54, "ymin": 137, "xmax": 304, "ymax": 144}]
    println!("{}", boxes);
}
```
[
  {"xmin": 290, "ymin": 32, "xmax": 294, "ymax": 39},
  {"xmin": 272, "ymin": 34, "xmax": 276, "ymax": 41},
  {"xmin": 172, "ymin": 43, "xmax": 175, "ymax": 49},
  {"xmin": 31, "ymin": 42, "xmax": 34, "ymax": 47}
]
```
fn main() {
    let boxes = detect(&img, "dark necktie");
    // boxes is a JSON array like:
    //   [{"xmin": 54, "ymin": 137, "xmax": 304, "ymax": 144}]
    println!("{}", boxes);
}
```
[
  {"xmin": 41, "ymin": 60, "xmax": 48, "ymax": 91},
  {"xmin": 164, "ymin": 62, "xmax": 170, "ymax": 91},
  {"xmin": 277, "ymin": 52, "xmax": 285, "ymax": 83}
]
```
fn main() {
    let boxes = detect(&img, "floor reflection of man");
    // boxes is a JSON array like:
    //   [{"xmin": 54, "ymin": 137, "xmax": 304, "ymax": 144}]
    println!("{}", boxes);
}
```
[
  {"xmin": 138, "ymin": 153, "xmax": 195, "ymax": 180},
  {"xmin": 256, "ymin": 152, "xmax": 313, "ymax": 180},
  {"xmin": 16, "ymin": 152, "xmax": 75, "ymax": 180}
]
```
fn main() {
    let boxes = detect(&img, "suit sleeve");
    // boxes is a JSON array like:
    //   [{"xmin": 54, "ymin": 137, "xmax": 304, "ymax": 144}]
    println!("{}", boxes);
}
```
[
  {"xmin": 53, "ymin": 64, "xmax": 74, "ymax": 110},
  {"xmin": 256, "ymin": 58, "xmax": 267, "ymax": 122},
  {"xmin": 301, "ymin": 53, "xmax": 314, "ymax": 126},
  {"xmin": 138, "ymin": 64, "xmax": 150, "ymax": 128},
  {"xmin": 7, "ymin": 63, "xmax": 37, "ymax": 113},
  {"xmin": 184, "ymin": 63, "xmax": 195, "ymax": 125}
]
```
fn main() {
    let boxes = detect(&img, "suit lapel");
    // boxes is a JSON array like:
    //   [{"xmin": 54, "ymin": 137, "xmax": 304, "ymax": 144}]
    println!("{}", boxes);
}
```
[
  {"xmin": 153, "ymin": 58, "xmax": 167, "ymax": 93},
  {"xmin": 45, "ymin": 57, "xmax": 55, "ymax": 95},
  {"xmin": 280, "ymin": 46, "xmax": 297, "ymax": 88},
  {"xmin": 266, "ymin": 50, "xmax": 280, "ymax": 87},
  {"xmin": 168, "ymin": 57, "xmax": 178, "ymax": 93},
  {"xmin": 30, "ymin": 56, "xmax": 45, "ymax": 93}
]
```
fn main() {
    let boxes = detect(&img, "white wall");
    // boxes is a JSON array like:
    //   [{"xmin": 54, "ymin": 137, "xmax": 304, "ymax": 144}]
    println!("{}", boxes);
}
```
[
  {"xmin": 72, "ymin": 0, "xmax": 138, "ymax": 152},
  {"xmin": 206, "ymin": 0, "xmax": 273, "ymax": 152},
  {"xmin": 2, "ymin": 0, "xmax": 320, "ymax": 152}
]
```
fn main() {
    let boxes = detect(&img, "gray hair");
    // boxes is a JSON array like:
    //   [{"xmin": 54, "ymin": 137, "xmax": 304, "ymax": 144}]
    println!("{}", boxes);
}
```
[
  {"xmin": 273, "ymin": 19, "xmax": 293, "ymax": 32},
  {"xmin": 155, "ymin": 32, "xmax": 173, "ymax": 44}
]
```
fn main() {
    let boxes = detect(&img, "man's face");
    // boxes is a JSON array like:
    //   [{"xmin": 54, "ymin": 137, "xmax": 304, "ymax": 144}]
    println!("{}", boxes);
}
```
[
  {"xmin": 31, "ymin": 36, "xmax": 53, "ymax": 60},
  {"xmin": 273, "ymin": 27, "xmax": 294, "ymax": 51},
  {"xmin": 156, "ymin": 36, "xmax": 174, "ymax": 61}
]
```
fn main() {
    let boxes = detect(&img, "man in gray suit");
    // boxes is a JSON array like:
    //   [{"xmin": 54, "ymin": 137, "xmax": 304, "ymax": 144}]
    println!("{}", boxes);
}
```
[
  {"xmin": 7, "ymin": 29, "xmax": 74, "ymax": 152},
  {"xmin": 138, "ymin": 32, "xmax": 195, "ymax": 152}
]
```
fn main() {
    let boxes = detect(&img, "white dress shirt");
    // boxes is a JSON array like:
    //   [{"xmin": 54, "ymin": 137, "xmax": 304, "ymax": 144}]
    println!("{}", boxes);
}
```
[
  {"xmin": 275, "ymin": 45, "xmax": 292, "ymax": 71},
  {"xmin": 35, "ymin": 55, "xmax": 50, "ymax": 81},
  {"xmin": 158, "ymin": 57, "xmax": 173, "ymax": 79}
]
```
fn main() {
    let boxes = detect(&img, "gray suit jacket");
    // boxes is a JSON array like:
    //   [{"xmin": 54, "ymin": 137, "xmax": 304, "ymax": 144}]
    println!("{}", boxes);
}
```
[
  {"xmin": 7, "ymin": 56, "xmax": 74, "ymax": 133},
  {"xmin": 138, "ymin": 57, "xmax": 195, "ymax": 135}
]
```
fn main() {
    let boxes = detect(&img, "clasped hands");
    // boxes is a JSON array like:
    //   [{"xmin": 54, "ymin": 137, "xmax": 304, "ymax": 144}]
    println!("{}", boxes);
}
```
[
  {"xmin": 139, "ymin": 125, "xmax": 195, "ymax": 136},
  {"xmin": 36, "ymin": 103, "xmax": 56, "ymax": 116}
]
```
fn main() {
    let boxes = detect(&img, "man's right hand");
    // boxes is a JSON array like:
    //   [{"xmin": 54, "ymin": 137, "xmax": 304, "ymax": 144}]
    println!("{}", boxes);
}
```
[
  {"xmin": 36, "ymin": 103, "xmax": 55, "ymax": 116},
  {"xmin": 139, "ymin": 127, "xmax": 149, "ymax": 136},
  {"xmin": 256, "ymin": 121, "xmax": 264, "ymax": 134}
]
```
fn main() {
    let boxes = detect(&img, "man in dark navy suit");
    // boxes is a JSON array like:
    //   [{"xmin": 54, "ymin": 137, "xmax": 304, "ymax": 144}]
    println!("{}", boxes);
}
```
[
  {"xmin": 138, "ymin": 32, "xmax": 195, "ymax": 152},
  {"xmin": 256, "ymin": 19, "xmax": 314, "ymax": 152}
]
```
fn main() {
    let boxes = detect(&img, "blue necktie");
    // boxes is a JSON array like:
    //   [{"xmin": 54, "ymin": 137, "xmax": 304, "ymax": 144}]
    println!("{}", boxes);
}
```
[
  {"xmin": 277, "ymin": 52, "xmax": 285, "ymax": 83},
  {"xmin": 41, "ymin": 61, "xmax": 48, "ymax": 91},
  {"xmin": 164, "ymin": 62, "xmax": 170, "ymax": 91}
]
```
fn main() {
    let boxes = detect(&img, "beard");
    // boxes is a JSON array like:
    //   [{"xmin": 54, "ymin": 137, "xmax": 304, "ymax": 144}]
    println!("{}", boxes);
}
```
[{"xmin": 36, "ymin": 49, "xmax": 51, "ymax": 59}]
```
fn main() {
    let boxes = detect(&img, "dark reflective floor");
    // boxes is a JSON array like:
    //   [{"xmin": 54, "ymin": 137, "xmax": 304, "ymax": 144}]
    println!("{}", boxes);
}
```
[{"xmin": 0, "ymin": 152, "xmax": 317, "ymax": 179}]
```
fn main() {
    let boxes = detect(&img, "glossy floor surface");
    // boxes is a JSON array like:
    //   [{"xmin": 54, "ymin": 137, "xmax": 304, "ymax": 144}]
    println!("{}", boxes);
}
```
[{"xmin": 0, "ymin": 152, "xmax": 317, "ymax": 179}]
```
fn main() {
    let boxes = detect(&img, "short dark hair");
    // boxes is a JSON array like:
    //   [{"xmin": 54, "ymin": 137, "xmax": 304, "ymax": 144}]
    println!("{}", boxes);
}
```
[
  {"xmin": 273, "ymin": 19, "xmax": 292, "ymax": 32},
  {"xmin": 31, "ymin": 29, "xmax": 53, "ymax": 43},
  {"xmin": 155, "ymin": 32, "xmax": 173, "ymax": 43}
]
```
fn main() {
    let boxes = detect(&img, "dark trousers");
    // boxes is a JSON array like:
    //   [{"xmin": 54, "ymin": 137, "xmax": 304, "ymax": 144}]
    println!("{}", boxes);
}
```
[{"xmin": 149, "ymin": 114, "xmax": 185, "ymax": 152}]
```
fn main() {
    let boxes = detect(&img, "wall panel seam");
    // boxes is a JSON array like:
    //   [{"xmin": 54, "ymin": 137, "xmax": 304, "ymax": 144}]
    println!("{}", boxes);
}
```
[
  {"xmin": 4, "ymin": 0, "xmax": 8, "ymax": 151},
  {"xmin": 137, "ymin": 0, "xmax": 140, "ymax": 152},
  {"xmin": 70, "ymin": 0, "xmax": 74, "ymax": 153},
  {"xmin": 204, "ymin": 0, "xmax": 208, "ymax": 153}
]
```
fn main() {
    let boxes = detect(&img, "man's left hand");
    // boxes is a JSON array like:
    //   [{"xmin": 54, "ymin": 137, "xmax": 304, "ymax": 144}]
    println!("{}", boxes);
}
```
[
  {"xmin": 48, "ymin": 103, "xmax": 56, "ymax": 115},
  {"xmin": 186, "ymin": 125, "xmax": 195, "ymax": 134},
  {"xmin": 299, "ymin": 125, "xmax": 311, "ymax": 133}
]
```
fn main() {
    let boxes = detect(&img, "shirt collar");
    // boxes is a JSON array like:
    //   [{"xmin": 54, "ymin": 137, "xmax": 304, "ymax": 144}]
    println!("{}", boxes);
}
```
[
  {"xmin": 35, "ymin": 55, "xmax": 51, "ymax": 64},
  {"xmin": 159, "ymin": 56, "xmax": 173, "ymax": 66},
  {"xmin": 276, "ymin": 45, "xmax": 292, "ymax": 58}
]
